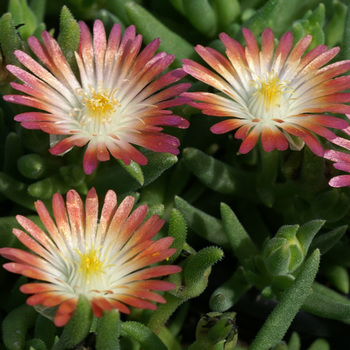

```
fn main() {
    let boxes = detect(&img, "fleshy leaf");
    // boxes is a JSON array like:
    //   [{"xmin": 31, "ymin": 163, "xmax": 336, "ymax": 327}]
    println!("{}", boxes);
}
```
[
  {"xmin": 220, "ymin": 203, "xmax": 258, "ymax": 264},
  {"xmin": 2, "ymin": 304, "xmax": 38, "ymax": 350},
  {"xmin": 118, "ymin": 159, "xmax": 144, "ymax": 186},
  {"xmin": 168, "ymin": 209, "xmax": 187, "ymax": 264},
  {"xmin": 175, "ymin": 196, "xmax": 229, "ymax": 249},
  {"xmin": 121, "ymin": 321, "xmax": 167, "ymax": 350},
  {"xmin": 93, "ymin": 152, "xmax": 177, "ymax": 194},
  {"xmin": 249, "ymin": 249, "xmax": 320, "ymax": 350},
  {"xmin": 183, "ymin": 0, "xmax": 218, "ymax": 37},
  {"xmin": 0, "ymin": 172, "xmax": 35, "ymax": 210},
  {"xmin": 183, "ymin": 147, "xmax": 256, "ymax": 198},
  {"xmin": 210, "ymin": 267, "xmax": 251, "ymax": 312},
  {"xmin": 96, "ymin": 310, "xmax": 121, "ymax": 350},
  {"xmin": 57, "ymin": 6, "xmax": 80, "ymax": 69},
  {"xmin": 125, "ymin": 2, "xmax": 195, "ymax": 67},
  {"xmin": 53, "ymin": 296, "xmax": 93, "ymax": 349},
  {"xmin": 309, "ymin": 225, "xmax": 347, "ymax": 255}
]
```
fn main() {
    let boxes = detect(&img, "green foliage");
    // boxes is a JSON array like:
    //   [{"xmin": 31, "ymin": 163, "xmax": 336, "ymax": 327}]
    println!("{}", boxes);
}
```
[
  {"xmin": 57, "ymin": 5, "xmax": 80, "ymax": 75},
  {"xmin": 0, "ymin": 1, "xmax": 350, "ymax": 349},
  {"xmin": 125, "ymin": 2, "xmax": 195, "ymax": 67},
  {"xmin": 96, "ymin": 310, "xmax": 121, "ymax": 350},
  {"xmin": 2, "ymin": 304, "xmax": 38, "ymax": 350},
  {"xmin": 121, "ymin": 321, "xmax": 167, "ymax": 350},
  {"xmin": 290, "ymin": 4, "xmax": 325, "ymax": 49},
  {"xmin": 53, "ymin": 296, "xmax": 93, "ymax": 349},
  {"xmin": 249, "ymin": 250, "xmax": 320, "ymax": 350},
  {"xmin": 189, "ymin": 311, "xmax": 238, "ymax": 350},
  {"xmin": 8, "ymin": 0, "xmax": 37, "ymax": 39}
]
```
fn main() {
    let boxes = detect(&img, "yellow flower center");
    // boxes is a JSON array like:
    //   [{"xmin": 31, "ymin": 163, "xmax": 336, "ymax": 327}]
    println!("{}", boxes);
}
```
[
  {"xmin": 251, "ymin": 71, "xmax": 291, "ymax": 113},
  {"xmin": 75, "ymin": 85, "xmax": 121, "ymax": 127},
  {"xmin": 77, "ymin": 247, "xmax": 105, "ymax": 285},
  {"xmin": 85, "ymin": 87, "xmax": 120, "ymax": 116}
]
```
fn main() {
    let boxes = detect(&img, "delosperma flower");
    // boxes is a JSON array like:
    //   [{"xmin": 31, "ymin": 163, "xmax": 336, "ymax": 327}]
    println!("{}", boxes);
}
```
[
  {"xmin": 4, "ymin": 20, "xmax": 190, "ymax": 174},
  {"xmin": 324, "ymin": 148, "xmax": 350, "ymax": 187},
  {"xmin": 0, "ymin": 188, "xmax": 181, "ymax": 327},
  {"xmin": 182, "ymin": 28, "xmax": 350, "ymax": 155}
]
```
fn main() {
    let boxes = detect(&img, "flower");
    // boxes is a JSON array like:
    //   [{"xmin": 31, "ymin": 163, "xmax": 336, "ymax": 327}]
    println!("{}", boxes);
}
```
[
  {"xmin": 324, "ymin": 149, "xmax": 350, "ymax": 187},
  {"xmin": 181, "ymin": 28, "xmax": 350, "ymax": 155},
  {"xmin": 4, "ymin": 20, "xmax": 190, "ymax": 174},
  {"xmin": 0, "ymin": 188, "xmax": 181, "ymax": 327}
]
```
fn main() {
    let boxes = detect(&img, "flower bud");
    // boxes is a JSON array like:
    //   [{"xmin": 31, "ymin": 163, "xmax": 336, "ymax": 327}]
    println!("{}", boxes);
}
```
[
  {"xmin": 191, "ymin": 312, "xmax": 238, "ymax": 350},
  {"xmin": 263, "ymin": 237, "xmax": 296, "ymax": 275},
  {"xmin": 263, "ymin": 226, "xmax": 303, "ymax": 275}
]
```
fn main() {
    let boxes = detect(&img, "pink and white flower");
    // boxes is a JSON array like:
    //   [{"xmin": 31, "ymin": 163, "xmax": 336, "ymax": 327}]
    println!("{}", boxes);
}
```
[
  {"xmin": 324, "ymin": 149, "xmax": 350, "ymax": 187},
  {"xmin": 0, "ymin": 188, "xmax": 181, "ymax": 326},
  {"xmin": 4, "ymin": 20, "xmax": 190, "ymax": 174},
  {"xmin": 182, "ymin": 28, "xmax": 350, "ymax": 155}
]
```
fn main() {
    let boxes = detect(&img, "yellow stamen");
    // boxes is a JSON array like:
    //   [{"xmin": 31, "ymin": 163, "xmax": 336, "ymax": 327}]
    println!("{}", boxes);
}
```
[
  {"xmin": 78, "ymin": 85, "xmax": 121, "ymax": 123},
  {"xmin": 251, "ymin": 71, "xmax": 292, "ymax": 112},
  {"xmin": 76, "ymin": 246, "xmax": 104, "ymax": 285}
]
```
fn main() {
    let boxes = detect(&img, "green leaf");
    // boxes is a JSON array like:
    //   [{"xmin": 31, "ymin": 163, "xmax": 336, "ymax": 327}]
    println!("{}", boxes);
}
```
[
  {"xmin": 53, "ymin": 296, "xmax": 93, "ymax": 350},
  {"xmin": 2, "ymin": 304, "xmax": 38, "ymax": 350},
  {"xmin": 164, "ymin": 159, "xmax": 191, "ymax": 204},
  {"xmin": 59, "ymin": 165, "xmax": 86, "ymax": 188},
  {"xmin": 121, "ymin": 321, "xmax": 167, "ymax": 350},
  {"xmin": 183, "ymin": 147, "xmax": 256, "ymax": 198},
  {"xmin": 118, "ymin": 159, "xmax": 144, "ymax": 185},
  {"xmin": 158, "ymin": 327, "xmax": 183, "ymax": 350},
  {"xmin": 271, "ymin": 342, "xmax": 288, "ymax": 350},
  {"xmin": 296, "ymin": 220, "xmax": 325, "ymax": 256},
  {"xmin": 8, "ymin": 0, "xmax": 37, "ymax": 39},
  {"xmin": 108, "ymin": 0, "xmax": 142, "ymax": 25},
  {"xmin": 17, "ymin": 154, "xmax": 49, "ymax": 180},
  {"xmin": 175, "ymin": 196, "xmax": 229, "ymax": 248},
  {"xmin": 309, "ymin": 225, "xmax": 347, "ymax": 255},
  {"xmin": 340, "ymin": 3, "xmax": 350, "ymax": 62},
  {"xmin": 147, "ymin": 293, "xmax": 185, "ymax": 335},
  {"xmin": 92, "ymin": 152, "xmax": 177, "ymax": 195},
  {"xmin": 302, "ymin": 282, "xmax": 350, "ymax": 320},
  {"xmin": 0, "ymin": 13, "xmax": 22, "ymax": 66},
  {"xmin": 263, "ymin": 237, "xmax": 292, "ymax": 275},
  {"xmin": 249, "ymin": 249, "xmax": 320, "ymax": 350},
  {"xmin": 168, "ymin": 209, "xmax": 187, "ymax": 263},
  {"xmin": 169, "ymin": 0, "xmax": 185, "ymax": 16},
  {"xmin": 210, "ymin": 267, "xmax": 251, "ymax": 312},
  {"xmin": 125, "ymin": 2, "xmax": 195, "ymax": 67},
  {"xmin": 184, "ymin": 246, "xmax": 224, "ymax": 293},
  {"xmin": 256, "ymin": 148, "xmax": 279, "ymax": 207},
  {"xmin": 96, "ymin": 310, "xmax": 121, "ymax": 350},
  {"xmin": 239, "ymin": 0, "xmax": 297, "ymax": 38},
  {"xmin": 324, "ymin": 264, "xmax": 349, "ymax": 294},
  {"xmin": 57, "ymin": 6, "xmax": 80, "ymax": 70},
  {"xmin": 307, "ymin": 339, "xmax": 330, "ymax": 350},
  {"xmin": 325, "ymin": 0, "xmax": 348, "ymax": 47},
  {"xmin": 287, "ymin": 332, "xmax": 301, "ymax": 350},
  {"xmin": 183, "ymin": 0, "xmax": 218, "ymax": 37},
  {"xmin": 28, "ymin": 175, "xmax": 71, "ymax": 200},
  {"xmin": 211, "ymin": 0, "xmax": 240, "ymax": 32},
  {"xmin": 29, "ymin": 0, "xmax": 46, "ymax": 23},
  {"xmin": 3, "ymin": 132, "xmax": 23, "ymax": 176},
  {"xmin": 221, "ymin": 203, "xmax": 258, "ymax": 264},
  {"xmin": 0, "ymin": 172, "xmax": 35, "ymax": 210},
  {"xmin": 34, "ymin": 315, "xmax": 56, "ymax": 349}
]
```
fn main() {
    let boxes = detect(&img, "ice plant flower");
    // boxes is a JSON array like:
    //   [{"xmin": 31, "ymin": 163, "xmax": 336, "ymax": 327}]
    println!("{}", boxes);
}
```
[
  {"xmin": 0, "ymin": 188, "xmax": 181, "ymax": 327},
  {"xmin": 4, "ymin": 20, "xmax": 190, "ymax": 174},
  {"xmin": 323, "ymin": 149, "xmax": 350, "ymax": 187},
  {"xmin": 182, "ymin": 28, "xmax": 350, "ymax": 155}
]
